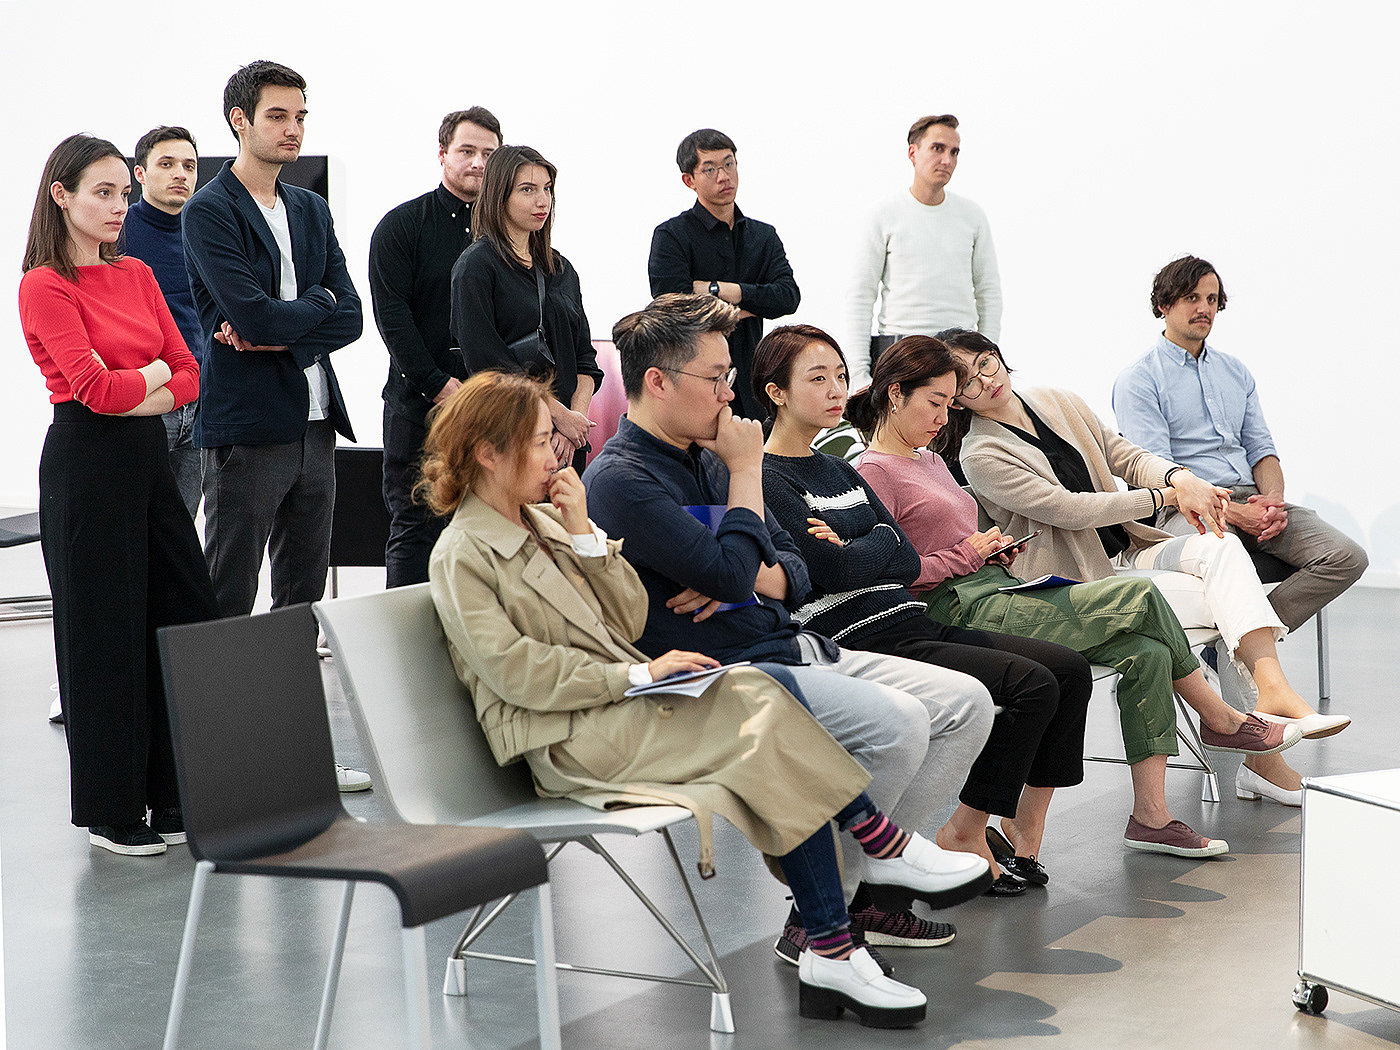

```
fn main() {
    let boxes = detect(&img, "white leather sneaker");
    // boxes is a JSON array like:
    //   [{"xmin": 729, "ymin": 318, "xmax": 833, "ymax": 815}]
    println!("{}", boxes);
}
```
[
  {"xmin": 1235, "ymin": 762, "xmax": 1302, "ymax": 807},
  {"xmin": 862, "ymin": 833, "xmax": 992, "ymax": 911},
  {"xmin": 336, "ymin": 764, "xmax": 373, "ymax": 792},
  {"xmin": 798, "ymin": 947, "xmax": 926, "ymax": 1028}
]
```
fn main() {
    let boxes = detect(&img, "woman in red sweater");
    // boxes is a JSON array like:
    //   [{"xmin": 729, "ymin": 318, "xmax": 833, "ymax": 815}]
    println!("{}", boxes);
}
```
[{"xmin": 19, "ymin": 134, "xmax": 220, "ymax": 856}]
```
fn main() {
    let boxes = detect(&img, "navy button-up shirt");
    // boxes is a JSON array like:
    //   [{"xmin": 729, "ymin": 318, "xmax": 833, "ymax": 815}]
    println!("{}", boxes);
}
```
[{"xmin": 582, "ymin": 415, "xmax": 814, "ymax": 664}]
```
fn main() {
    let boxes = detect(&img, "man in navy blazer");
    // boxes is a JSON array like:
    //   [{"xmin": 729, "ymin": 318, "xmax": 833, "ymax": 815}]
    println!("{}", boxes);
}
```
[{"xmin": 183, "ymin": 59, "xmax": 361, "ymax": 622}]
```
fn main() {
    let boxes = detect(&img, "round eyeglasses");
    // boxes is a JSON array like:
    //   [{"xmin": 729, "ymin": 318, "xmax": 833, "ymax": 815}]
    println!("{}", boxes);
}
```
[
  {"xmin": 958, "ymin": 354, "xmax": 1001, "ymax": 399},
  {"xmin": 665, "ymin": 365, "xmax": 739, "ymax": 397}
]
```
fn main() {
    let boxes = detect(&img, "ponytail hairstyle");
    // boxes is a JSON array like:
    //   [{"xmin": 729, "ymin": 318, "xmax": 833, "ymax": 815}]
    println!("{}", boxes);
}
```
[
  {"xmin": 843, "ymin": 335, "xmax": 963, "ymax": 440},
  {"xmin": 416, "ymin": 370, "xmax": 553, "ymax": 516},
  {"xmin": 934, "ymin": 327, "xmax": 1012, "ymax": 465}
]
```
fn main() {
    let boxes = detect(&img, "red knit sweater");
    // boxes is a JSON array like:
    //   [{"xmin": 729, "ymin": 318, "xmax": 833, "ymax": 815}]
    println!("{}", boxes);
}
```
[{"xmin": 19, "ymin": 257, "xmax": 199, "ymax": 413}]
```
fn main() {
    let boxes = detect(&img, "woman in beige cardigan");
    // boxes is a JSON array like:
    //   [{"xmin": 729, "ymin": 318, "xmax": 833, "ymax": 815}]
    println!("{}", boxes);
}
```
[
  {"xmin": 423, "ymin": 369, "xmax": 1000, "ymax": 1029},
  {"xmin": 939, "ymin": 329, "xmax": 1349, "ymax": 807}
]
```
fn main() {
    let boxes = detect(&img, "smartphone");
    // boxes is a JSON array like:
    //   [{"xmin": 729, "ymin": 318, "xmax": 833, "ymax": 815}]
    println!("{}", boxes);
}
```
[{"xmin": 985, "ymin": 530, "xmax": 1041, "ymax": 561}]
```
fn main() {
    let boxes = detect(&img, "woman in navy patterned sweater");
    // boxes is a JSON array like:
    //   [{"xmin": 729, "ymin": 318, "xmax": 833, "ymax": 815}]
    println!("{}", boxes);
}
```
[{"xmin": 756, "ymin": 324, "xmax": 1092, "ymax": 893}]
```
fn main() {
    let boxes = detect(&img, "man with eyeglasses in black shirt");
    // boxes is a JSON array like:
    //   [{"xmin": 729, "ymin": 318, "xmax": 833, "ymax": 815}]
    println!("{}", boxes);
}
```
[
  {"xmin": 648, "ymin": 128, "xmax": 800, "ymax": 421},
  {"xmin": 369, "ymin": 106, "xmax": 501, "ymax": 587}
]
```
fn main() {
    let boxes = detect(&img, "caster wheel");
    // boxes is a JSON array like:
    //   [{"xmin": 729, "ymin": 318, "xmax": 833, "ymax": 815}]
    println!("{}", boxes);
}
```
[{"xmin": 1292, "ymin": 980, "xmax": 1328, "ymax": 1015}]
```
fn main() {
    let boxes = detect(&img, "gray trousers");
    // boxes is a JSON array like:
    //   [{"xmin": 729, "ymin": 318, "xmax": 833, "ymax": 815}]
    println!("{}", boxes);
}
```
[
  {"xmin": 201, "ymin": 421, "xmax": 336, "ymax": 617},
  {"xmin": 1160, "ymin": 487, "xmax": 1368, "ymax": 630},
  {"xmin": 790, "ymin": 634, "xmax": 994, "ymax": 895}
]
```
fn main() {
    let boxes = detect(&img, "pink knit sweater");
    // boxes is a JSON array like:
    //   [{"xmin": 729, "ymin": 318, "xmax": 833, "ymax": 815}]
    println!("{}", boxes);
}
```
[{"xmin": 855, "ymin": 449, "xmax": 986, "ymax": 592}]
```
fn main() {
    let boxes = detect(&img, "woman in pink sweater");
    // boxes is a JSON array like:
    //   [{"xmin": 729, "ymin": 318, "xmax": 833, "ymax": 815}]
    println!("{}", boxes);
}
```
[{"xmin": 849, "ymin": 336, "xmax": 1299, "ymax": 859}]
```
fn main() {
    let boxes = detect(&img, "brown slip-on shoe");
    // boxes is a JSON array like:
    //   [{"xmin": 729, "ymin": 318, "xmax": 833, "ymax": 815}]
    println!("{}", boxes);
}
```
[
  {"xmin": 1123, "ymin": 816, "xmax": 1229, "ymax": 858},
  {"xmin": 1199, "ymin": 713, "xmax": 1301, "ymax": 755}
]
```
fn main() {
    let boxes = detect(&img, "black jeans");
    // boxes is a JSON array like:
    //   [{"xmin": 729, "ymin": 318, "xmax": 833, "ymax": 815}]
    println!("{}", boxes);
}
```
[
  {"xmin": 382, "ymin": 404, "xmax": 448, "ymax": 588},
  {"xmin": 854, "ymin": 616, "xmax": 1092, "ymax": 816}
]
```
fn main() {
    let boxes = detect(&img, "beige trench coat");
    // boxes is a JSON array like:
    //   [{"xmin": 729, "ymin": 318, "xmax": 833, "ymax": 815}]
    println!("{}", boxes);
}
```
[{"xmin": 428, "ymin": 494, "xmax": 871, "ymax": 876}]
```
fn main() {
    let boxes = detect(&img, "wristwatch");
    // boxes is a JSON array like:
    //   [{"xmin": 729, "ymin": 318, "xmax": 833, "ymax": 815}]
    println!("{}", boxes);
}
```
[{"xmin": 708, "ymin": 280, "xmax": 720, "ymax": 297}]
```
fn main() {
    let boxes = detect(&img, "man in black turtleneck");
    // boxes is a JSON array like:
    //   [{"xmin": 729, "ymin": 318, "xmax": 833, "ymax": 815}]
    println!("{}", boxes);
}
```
[
  {"xmin": 369, "ymin": 106, "xmax": 502, "ymax": 587},
  {"xmin": 124, "ymin": 125, "xmax": 205, "ymax": 519}
]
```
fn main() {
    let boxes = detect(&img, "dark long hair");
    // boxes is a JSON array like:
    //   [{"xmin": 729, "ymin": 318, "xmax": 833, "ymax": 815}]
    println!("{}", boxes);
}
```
[
  {"xmin": 935, "ymin": 328, "xmax": 1012, "ymax": 466},
  {"xmin": 472, "ymin": 144, "xmax": 558, "ymax": 275},
  {"xmin": 843, "ymin": 335, "xmax": 962, "ymax": 439},
  {"xmin": 750, "ymin": 323, "xmax": 847, "ymax": 422},
  {"xmin": 23, "ymin": 134, "xmax": 126, "ymax": 282}
]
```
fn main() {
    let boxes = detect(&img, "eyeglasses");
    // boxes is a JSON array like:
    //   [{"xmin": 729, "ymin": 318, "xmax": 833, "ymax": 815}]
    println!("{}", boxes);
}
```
[
  {"xmin": 693, "ymin": 158, "xmax": 737, "ymax": 180},
  {"xmin": 665, "ymin": 366, "xmax": 738, "ymax": 396},
  {"xmin": 958, "ymin": 353, "xmax": 1001, "ymax": 399}
]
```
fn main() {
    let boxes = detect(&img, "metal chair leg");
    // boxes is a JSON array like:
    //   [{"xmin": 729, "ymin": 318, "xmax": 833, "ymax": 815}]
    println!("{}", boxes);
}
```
[
  {"xmin": 1316, "ymin": 607, "xmax": 1331, "ymax": 702},
  {"xmin": 313, "ymin": 882, "xmax": 355, "ymax": 1050},
  {"xmin": 163, "ymin": 860, "xmax": 214, "ymax": 1050},
  {"xmin": 402, "ymin": 925, "xmax": 431, "ymax": 1050},
  {"xmin": 533, "ymin": 884, "xmax": 562, "ymax": 1050}
]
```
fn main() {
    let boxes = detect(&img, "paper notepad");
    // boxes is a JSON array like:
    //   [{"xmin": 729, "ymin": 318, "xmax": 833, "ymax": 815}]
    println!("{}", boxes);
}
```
[
  {"xmin": 624, "ymin": 661, "xmax": 751, "ymax": 697},
  {"xmin": 998, "ymin": 574, "xmax": 1080, "ymax": 592}
]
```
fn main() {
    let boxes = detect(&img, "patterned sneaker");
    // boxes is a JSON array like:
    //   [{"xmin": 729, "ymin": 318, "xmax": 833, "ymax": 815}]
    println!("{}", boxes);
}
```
[
  {"xmin": 850, "ymin": 905, "xmax": 956, "ymax": 947},
  {"xmin": 774, "ymin": 913, "xmax": 893, "ymax": 975}
]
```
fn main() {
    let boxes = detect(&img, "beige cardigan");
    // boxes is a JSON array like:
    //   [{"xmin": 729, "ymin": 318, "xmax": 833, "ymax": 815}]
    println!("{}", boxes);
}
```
[
  {"xmin": 959, "ymin": 386, "xmax": 1178, "ymax": 583},
  {"xmin": 429, "ymin": 494, "xmax": 870, "ymax": 875}
]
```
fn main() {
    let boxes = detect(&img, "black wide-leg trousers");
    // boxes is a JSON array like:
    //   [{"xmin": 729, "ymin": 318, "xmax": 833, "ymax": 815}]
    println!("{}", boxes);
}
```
[{"xmin": 39, "ymin": 402, "xmax": 220, "ymax": 828}]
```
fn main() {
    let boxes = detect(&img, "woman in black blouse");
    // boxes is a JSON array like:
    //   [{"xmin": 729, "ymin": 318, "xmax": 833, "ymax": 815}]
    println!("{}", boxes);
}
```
[{"xmin": 449, "ymin": 145, "xmax": 601, "ymax": 469}]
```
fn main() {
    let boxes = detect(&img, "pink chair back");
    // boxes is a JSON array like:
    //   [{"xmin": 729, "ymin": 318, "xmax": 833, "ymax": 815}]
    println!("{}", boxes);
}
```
[{"xmin": 585, "ymin": 340, "xmax": 627, "ymax": 466}]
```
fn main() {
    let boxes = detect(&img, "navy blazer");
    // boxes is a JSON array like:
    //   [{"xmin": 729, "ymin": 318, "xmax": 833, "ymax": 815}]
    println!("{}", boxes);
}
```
[{"xmin": 183, "ymin": 162, "xmax": 361, "ymax": 446}]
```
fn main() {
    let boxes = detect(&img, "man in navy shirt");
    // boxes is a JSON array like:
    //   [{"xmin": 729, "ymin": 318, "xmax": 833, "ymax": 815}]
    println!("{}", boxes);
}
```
[
  {"xmin": 648, "ymin": 129, "xmax": 799, "ymax": 420},
  {"xmin": 370, "ymin": 107, "xmax": 501, "ymax": 587},
  {"xmin": 583, "ymin": 293, "xmax": 992, "ymax": 956},
  {"xmin": 124, "ymin": 126, "xmax": 204, "ymax": 519}
]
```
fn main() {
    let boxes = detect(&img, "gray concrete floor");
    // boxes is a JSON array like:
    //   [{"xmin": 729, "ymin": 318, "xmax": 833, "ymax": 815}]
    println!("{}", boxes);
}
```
[{"xmin": 3, "ymin": 530, "xmax": 1399, "ymax": 1048}]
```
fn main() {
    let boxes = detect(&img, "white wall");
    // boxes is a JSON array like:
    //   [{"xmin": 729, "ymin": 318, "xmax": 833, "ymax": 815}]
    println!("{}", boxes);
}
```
[{"xmin": 1, "ymin": 0, "xmax": 1397, "ymax": 580}]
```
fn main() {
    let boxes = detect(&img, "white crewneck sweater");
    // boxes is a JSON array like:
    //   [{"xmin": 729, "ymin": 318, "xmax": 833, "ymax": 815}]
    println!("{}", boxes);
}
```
[{"xmin": 843, "ymin": 189, "xmax": 1001, "ymax": 389}]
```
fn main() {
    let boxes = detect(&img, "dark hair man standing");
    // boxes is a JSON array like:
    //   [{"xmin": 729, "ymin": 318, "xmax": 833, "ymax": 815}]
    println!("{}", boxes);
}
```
[
  {"xmin": 647, "ymin": 129, "xmax": 799, "ymax": 420},
  {"xmin": 182, "ymin": 60, "xmax": 369, "ymax": 790},
  {"xmin": 369, "ymin": 106, "xmax": 502, "ymax": 586},
  {"xmin": 124, "ymin": 125, "xmax": 204, "ymax": 518}
]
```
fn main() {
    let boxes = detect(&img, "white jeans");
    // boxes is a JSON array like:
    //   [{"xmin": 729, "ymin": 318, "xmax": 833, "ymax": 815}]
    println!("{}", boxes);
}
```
[
  {"xmin": 789, "ymin": 633, "xmax": 994, "ymax": 893},
  {"xmin": 1121, "ymin": 531, "xmax": 1287, "ymax": 655}
]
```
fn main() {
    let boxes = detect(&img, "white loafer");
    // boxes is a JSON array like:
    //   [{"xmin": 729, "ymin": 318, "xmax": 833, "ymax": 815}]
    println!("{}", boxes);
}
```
[
  {"xmin": 863, "ymin": 833, "xmax": 992, "ymax": 911},
  {"xmin": 1236, "ymin": 762, "xmax": 1302, "ymax": 807},
  {"xmin": 798, "ymin": 947, "xmax": 926, "ymax": 1028},
  {"xmin": 1255, "ymin": 711, "xmax": 1351, "ymax": 740}
]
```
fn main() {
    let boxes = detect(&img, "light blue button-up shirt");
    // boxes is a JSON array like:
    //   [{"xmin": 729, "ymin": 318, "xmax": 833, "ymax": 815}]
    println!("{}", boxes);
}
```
[{"xmin": 1112, "ymin": 334, "xmax": 1278, "ymax": 487}]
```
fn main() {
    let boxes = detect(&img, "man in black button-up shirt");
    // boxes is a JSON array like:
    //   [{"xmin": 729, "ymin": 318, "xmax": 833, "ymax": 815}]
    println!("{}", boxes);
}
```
[
  {"xmin": 647, "ymin": 128, "xmax": 800, "ymax": 420},
  {"xmin": 369, "ymin": 107, "xmax": 501, "ymax": 586}
]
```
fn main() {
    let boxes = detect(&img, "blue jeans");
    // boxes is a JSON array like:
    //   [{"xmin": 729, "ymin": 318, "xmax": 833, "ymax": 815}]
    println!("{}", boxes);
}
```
[
  {"xmin": 161, "ymin": 400, "xmax": 201, "ymax": 521},
  {"xmin": 754, "ymin": 662, "xmax": 878, "ymax": 938}
]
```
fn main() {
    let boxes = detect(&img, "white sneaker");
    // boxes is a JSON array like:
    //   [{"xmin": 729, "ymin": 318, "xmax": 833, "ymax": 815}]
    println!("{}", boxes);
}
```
[
  {"xmin": 336, "ymin": 764, "xmax": 372, "ymax": 792},
  {"xmin": 48, "ymin": 690, "xmax": 63, "ymax": 724},
  {"xmin": 862, "ymin": 833, "xmax": 992, "ymax": 911},
  {"xmin": 1236, "ymin": 762, "xmax": 1302, "ymax": 807},
  {"xmin": 798, "ymin": 947, "xmax": 926, "ymax": 1028}
]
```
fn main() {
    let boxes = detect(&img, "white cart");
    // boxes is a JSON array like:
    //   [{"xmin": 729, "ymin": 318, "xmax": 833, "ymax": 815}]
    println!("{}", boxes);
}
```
[{"xmin": 1296, "ymin": 768, "xmax": 1400, "ymax": 1015}]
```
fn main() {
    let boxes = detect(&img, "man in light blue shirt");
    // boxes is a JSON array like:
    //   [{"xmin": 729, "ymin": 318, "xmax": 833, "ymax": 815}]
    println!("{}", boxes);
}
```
[{"xmin": 1113, "ymin": 256, "xmax": 1366, "ymax": 632}]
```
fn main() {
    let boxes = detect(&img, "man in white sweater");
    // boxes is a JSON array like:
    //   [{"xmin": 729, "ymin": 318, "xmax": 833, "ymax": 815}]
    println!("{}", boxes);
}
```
[{"xmin": 843, "ymin": 114, "xmax": 1002, "ymax": 391}]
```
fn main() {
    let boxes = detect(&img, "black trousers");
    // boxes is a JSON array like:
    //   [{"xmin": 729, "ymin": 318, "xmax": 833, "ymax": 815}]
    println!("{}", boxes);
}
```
[
  {"xmin": 40, "ymin": 402, "xmax": 220, "ymax": 827},
  {"xmin": 853, "ymin": 615, "xmax": 1093, "ymax": 816},
  {"xmin": 382, "ymin": 404, "xmax": 448, "ymax": 588}
]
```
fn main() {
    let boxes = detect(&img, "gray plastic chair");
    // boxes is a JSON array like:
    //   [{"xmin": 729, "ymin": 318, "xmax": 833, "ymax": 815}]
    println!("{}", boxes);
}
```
[
  {"xmin": 313, "ymin": 584, "xmax": 735, "ymax": 1034},
  {"xmin": 157, "ymin": 604, "xmax": 559, "ymax": 1050}
]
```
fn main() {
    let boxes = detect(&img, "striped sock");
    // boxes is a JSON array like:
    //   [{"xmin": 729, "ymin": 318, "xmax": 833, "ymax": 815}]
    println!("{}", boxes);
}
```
[
  {"xmin": 850, "ymin": 812, "xmax": 910, "ymax": 859},
  {"xmin": 809, "ymin": 927, "xmax": 856, "ymax": 960}
]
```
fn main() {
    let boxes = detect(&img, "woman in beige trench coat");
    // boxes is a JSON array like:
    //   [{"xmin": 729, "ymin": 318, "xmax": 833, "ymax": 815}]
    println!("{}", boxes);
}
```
[{"xmin": 422, "ymin": 370, "xmax": 994, "ymax": 1029}]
